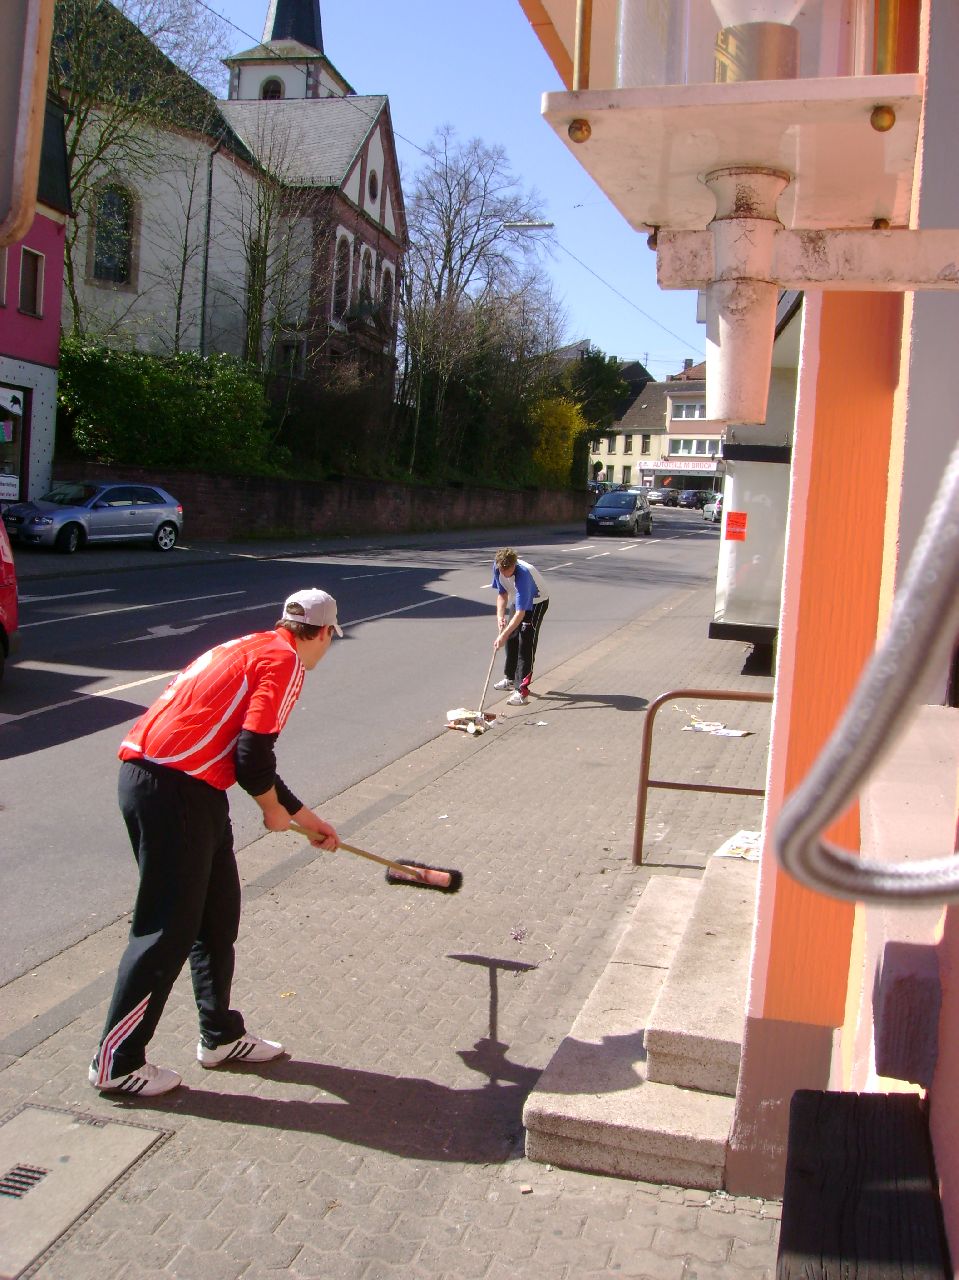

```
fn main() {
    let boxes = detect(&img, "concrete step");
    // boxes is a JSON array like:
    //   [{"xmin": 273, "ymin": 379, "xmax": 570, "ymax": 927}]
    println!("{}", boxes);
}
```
[
  {"xmin": 523, "ymin": 873, "xmax": 734, "ymax": 1190},
  {"xmin": 644, "ymin": 855, "xmax": 757, "ymax": 1097}
]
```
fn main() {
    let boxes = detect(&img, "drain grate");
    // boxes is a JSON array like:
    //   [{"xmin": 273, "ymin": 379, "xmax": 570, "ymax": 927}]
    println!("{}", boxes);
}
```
[
  {"xmin": 0, "ymin": 1104, "xmax": 169, "ymax": 1279},
  {"xmin": 0, "ymin": 1164, "xmax": 49, "ymax": 1198}
]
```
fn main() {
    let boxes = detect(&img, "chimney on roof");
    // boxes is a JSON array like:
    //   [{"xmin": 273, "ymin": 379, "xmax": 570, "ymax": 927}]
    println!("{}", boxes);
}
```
[{"xmin": 683, "ymin": 358, "xmax": 693, "ymax": 371}]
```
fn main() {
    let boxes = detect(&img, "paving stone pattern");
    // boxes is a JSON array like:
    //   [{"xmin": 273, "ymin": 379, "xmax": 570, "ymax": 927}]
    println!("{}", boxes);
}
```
[{"xmin": 0, "ymin": 576, "xmax": 779, "ymax": 1279}]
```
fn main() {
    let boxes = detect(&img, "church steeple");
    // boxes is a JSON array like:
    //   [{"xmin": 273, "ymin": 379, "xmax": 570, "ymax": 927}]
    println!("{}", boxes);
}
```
[{"xmin": 261, "ymin": 0, "xmax": 323, "ymax": 53}]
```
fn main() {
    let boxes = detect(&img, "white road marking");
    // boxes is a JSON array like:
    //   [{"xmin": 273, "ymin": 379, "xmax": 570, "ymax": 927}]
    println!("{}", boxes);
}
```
[
  {"xmin": 546, "ymin": 562, "xmax": 573, "ymax": 570},
  {"xmin": 4, "ymin": 594, "xmax": 457, "ymax": 723},
  {"xmin": 19, "ymin": 590, "xmax": 245, "ymax": 629},
  {"xmin": 19, "ymin": 588, "xmax": 116, "ymax": 603},
  {"xmin": 342, "ymin": 570, "xmax": 411, "ymax": 580},
  {"xmin": 586, "ymin": 552, "xmax": 611, "ymax": 560}
]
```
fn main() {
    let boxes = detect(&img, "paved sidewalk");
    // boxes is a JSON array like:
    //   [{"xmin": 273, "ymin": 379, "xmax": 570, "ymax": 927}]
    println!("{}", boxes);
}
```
[{"xmin": 1, "ymin": 557, "xmax": 779, "ymax": 1279}]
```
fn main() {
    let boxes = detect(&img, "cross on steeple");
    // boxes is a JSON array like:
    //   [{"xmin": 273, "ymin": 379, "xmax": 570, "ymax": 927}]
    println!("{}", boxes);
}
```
[{"xmin": 261, "ymin": 0, "xmax": 323, "ymax": 53}]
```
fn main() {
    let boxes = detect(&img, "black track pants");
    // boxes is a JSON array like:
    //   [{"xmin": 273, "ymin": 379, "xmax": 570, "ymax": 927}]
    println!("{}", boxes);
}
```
[
  {"xmin": 94, "ymin": 761, "xmax": 246, "ymax": 1082},
  {"xmin": 504, "ymin": 598, "xmax": 550, "ymax": 694}
]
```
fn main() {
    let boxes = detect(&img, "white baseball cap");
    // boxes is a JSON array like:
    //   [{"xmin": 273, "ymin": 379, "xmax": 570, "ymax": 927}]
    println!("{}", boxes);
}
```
[{"xmin": 281, "ymin": 589, "xmax": 343, "ymax": 636}]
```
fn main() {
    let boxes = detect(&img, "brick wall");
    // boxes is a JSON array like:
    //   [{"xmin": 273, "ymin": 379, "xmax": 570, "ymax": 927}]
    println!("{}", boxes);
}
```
[{"xmin": 52, "ymin": 462, "xmax": 590, "ymax": 541}]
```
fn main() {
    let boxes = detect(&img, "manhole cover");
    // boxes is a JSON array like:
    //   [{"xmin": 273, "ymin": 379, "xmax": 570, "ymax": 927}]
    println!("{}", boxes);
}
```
[{"xmin": 0, "ymin": 1104, "xmax": 169, "ymax": 1278}]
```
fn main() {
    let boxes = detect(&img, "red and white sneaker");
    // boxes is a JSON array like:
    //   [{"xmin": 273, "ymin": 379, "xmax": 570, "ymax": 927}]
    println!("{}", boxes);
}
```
[{"xmin": 88, "ymin": 1059, "xmax": 182, "ymax": 1096}]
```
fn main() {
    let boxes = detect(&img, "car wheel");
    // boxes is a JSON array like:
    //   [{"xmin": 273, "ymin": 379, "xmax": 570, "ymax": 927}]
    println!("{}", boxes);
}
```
[
  {"xmin": 154, "ymin": 522, "xmax": 178, "ymax": 551},
  {"xmin": 55, "ymin": 523, "xmax": 82, "ymax": 554}
]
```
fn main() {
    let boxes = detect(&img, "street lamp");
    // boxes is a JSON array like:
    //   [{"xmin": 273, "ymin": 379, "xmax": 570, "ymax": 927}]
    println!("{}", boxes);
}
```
[{"xmin": 501, "ymin": 220, "xmax": 555, "ymax": 230}]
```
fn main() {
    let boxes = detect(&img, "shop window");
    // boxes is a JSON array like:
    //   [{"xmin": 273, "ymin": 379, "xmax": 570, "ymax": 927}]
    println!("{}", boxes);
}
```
[
  {"xmin": 19, "ymin": 248, "xmax": 43, "ymax": 316},
  {"xmin": 261, "ymin": 78, "xmax": 284, "ymax": 100}
]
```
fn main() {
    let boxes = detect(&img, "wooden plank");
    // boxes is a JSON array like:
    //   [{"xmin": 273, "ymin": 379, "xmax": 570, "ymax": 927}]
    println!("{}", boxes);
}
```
[{"xmin": 777, "ymin": 1090, "xmax": 951, "ymax": 1279}]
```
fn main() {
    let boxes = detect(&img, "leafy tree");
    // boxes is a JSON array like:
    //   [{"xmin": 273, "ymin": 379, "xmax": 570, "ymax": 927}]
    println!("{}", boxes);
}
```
[
  {"xmin": 531, "ymin": 396, "xmax": 587, "ymax": 489},
  {"xmin": 556, "ymin": 348, "xmax": 629, "ymax": 433},
  {"xmin": 58, "ymin": 337, "xmax": 274, "ymax": 473}
]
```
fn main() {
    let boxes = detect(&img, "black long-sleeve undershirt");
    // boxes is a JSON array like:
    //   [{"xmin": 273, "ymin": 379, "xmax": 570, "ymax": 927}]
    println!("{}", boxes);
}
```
[{"xmin": 235, "ymin": 729, "xmax": 303, "ymax": 814}]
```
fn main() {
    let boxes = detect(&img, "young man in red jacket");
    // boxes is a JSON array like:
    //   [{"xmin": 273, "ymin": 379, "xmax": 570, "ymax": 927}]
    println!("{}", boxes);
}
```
[{"xmin": 90, "ymin": 589, "xmax": 342, "ymax": 1097}]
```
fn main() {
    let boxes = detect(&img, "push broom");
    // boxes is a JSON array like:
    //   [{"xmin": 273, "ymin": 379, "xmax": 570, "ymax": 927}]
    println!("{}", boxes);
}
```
[
  {"xmin": 290, "ymin": 822, "xmax": 462, "ymax": 893},
  {"xmin": 446, "ymin": 649, "xmax": 497, "ymax": 735}
]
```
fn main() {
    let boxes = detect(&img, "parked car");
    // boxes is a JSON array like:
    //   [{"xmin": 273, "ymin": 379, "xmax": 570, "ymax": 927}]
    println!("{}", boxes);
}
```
[
  {"xmin": 3, "ymin": 481, "xmax": 183, "ymax": 554},
  {"xmin": 678, "ymin": 489, "xmax": 709, "ymax": 509},
  {"xmin": 703, "ymin": 493, "xmax": 723, "ymax": 523},
  {"xmin": 646, "ymin": 488, "xmax": 666, "ymax": 505},
  {"xmin": 658, "ymin": 488, "xmax": 679, "ymax": 506},
  {"xmin": 587, "ymin": 480, "xmax": 611, "ymax": 498},
  {"xmin": 0, "ymin": 518, "xmax": 20, "ymax": 684},
  {"xmin": 586, "ymin": 488, "xmax": 653, "ymax": 537}
]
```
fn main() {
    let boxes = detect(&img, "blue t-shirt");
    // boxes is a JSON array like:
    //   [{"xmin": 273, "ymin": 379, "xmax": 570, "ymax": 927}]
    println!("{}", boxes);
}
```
[{"xmin": 491, "ymin": 559, "xmax": 547, "ymax": 613}]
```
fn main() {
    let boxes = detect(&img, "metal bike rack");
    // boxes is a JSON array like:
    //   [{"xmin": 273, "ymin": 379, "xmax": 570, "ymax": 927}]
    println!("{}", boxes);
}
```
[{"xmin": 633, "ymin": 687, "xmax": 774, "ymax": 865}]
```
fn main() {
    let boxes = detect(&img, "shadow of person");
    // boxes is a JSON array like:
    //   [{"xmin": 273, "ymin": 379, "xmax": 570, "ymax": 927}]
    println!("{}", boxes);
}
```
[
  {"xmin": 539, "ymin": 690, "xmax": 650, "ymax": 713},
  {"xmin": 126, "ymin": 1054, "xmax": 542, "ymax": 1164}
]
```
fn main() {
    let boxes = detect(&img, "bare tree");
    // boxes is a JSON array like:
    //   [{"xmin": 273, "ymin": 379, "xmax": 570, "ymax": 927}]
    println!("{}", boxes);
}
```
[
  {"xmin": 117, "ymin": 0, "xmax": 230, "ymax": 93},
  {"xmin": 398, "ymin": 126, "xmax": 560, "ymax": 478}
]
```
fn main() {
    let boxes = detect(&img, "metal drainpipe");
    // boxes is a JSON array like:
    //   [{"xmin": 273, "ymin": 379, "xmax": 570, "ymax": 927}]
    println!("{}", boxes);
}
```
[
  {"xmin": 573, "ymin": 0, "xmax": 592, "ymax": 91},
  {"xmin": 199, "ymin": 135, "xmax": 224, "ymax": 357}
]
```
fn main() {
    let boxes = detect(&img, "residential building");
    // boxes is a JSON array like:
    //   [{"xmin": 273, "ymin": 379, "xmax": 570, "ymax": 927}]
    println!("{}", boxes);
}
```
[
  {"xmin": 515, "ymin": 0, "xmax": 959, "ymax": 1253},
  {"xmin": 0, "ymin": 98, "xmax": 71, "ymax": 503}
]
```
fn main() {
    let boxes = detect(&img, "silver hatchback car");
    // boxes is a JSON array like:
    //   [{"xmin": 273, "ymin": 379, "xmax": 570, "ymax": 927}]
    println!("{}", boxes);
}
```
[{"xmin": 3, "ymin": 481, "xmax": 183, "ymax": 553}]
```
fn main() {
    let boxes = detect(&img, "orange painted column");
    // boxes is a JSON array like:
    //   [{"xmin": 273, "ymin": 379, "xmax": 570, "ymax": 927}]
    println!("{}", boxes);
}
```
[{"xmin": 726, "ymin": 289, "xmax": 903, "ymax": 1196}]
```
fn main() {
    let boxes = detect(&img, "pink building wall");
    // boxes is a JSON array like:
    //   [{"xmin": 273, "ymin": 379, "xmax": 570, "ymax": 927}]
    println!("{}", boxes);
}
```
[{"xmin": 0, "ymin": 209, "xmax": 66, "ymax": 368}]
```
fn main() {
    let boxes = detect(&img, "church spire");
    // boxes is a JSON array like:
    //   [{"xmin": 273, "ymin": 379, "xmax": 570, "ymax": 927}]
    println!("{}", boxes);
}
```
[{"xmin": 261, "ymin": 0, "xmax": 323, "ymax": 52}]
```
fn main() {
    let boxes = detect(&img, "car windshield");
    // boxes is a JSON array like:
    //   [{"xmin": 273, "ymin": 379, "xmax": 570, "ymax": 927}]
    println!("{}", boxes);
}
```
[
  {"xmin": 595, "ymin": 493, "xmax": 634, "ymax": 509},
  {"xmin": 40, "ymin": 483, "xmax": 101, "ymax": 507}
]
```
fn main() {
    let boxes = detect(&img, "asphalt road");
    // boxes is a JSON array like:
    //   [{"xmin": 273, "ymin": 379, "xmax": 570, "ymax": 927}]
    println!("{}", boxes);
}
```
[{"xmin": 0, "ymin": 512, "xmax": 720, "ymax": 984}]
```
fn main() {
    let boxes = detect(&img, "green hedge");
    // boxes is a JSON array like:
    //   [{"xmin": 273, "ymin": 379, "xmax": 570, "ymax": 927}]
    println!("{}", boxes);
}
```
[{"xmin": 57, "ymin": 339, "xmax": 275, "ymax": 473}]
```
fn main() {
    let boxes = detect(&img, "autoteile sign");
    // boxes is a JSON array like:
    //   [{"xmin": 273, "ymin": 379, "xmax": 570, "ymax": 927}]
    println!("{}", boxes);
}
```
[{"xmin": 725, "ymin": 511, "xmax": 748, "ymax": 541}]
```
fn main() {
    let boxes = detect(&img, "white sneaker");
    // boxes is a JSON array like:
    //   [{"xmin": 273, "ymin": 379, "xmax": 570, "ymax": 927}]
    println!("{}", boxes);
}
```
[
  {"xmin": 197, "ymin": 1033, "xmax": 284, "ymax": 1068},
  {"xmin": 506, "ymin": 691, "xmax": 529, "ymax": 706},
  {"xmin": 89, "ymin": 1059, "xmax": 182, "ymax": 1096},
  {"xmin": 493, "ymin": 678, "xmax": 514, "ymax": 691}
]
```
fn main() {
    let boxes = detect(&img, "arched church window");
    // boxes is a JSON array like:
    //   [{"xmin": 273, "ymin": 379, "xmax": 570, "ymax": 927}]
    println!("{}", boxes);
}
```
[
  {"xmin": 93, "ymin": 184, "xmax": 134, "ymax": 285},
  {"xmin": 333, "ymin": 237, "xmax": 351, "ymax": 317},
  {"xmin": 380, "ymin": 269, "xmax": 393, "ymax": 322},
  {"xmin": 360, "ymin": 248, "xmax": 373, "ymax": 303},
  {"xmin": 261, "ymin": 78, "xmax": 284, "ymax": 100}
]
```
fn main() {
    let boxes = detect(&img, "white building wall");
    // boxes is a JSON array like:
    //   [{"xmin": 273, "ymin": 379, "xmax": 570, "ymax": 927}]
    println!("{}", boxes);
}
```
[
  {"xmin": 363, "ymin": 126, "xmax": 385, "ymax": 220},
  {"xmin": 0, "ymin": 358, "xmax": 58, "ymax": 499},
  {"xmin": 236, "ymin": 62, "xmax": 308, "ymax": 101},
  {"xmin": 343, "ymin": 163, "xmax": 361, "ymax": 206}
]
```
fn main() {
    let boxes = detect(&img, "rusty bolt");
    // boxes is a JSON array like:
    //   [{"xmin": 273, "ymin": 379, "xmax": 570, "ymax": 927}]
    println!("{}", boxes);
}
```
[
  {"xmin": 646, "ymin": 228, "xmax": 659, "ymax": 250},
  {"xmin": 567, "ymin": 118, "xmax": 592, "ymax": 144},
  {"xmin": 872, "ymin": 217, "xmax": 891, "ymax": 230},
  {"xmin": 870, "ymin": 104, "xmax": 896, "ymax": 132}
]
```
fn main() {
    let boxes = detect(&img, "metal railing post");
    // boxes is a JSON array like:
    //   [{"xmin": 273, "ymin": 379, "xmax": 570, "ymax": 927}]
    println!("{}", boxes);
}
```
[{"xmin": 633, "ymin": 688, "xmax": 774, "ymax": 864}]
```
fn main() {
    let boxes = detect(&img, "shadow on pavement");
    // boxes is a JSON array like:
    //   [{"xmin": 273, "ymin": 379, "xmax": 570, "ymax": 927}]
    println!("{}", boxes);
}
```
[
  {"xmin": 129, "ymin": 1054, "xmax": 542, "ymax": 1164},
  {"xmin": 540, "ymin": 690, "xmax": 650, "ymax": 713}
]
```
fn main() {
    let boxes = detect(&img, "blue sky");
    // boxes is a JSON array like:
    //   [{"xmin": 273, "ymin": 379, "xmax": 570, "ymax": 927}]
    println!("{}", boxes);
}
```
[{"xmin": 215, "ymin": 0, "xmax": 706, "ymax": 377}]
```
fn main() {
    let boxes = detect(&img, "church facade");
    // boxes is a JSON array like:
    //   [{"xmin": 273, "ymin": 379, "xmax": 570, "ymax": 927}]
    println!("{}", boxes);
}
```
[{"xmin": 64, "ymin": 0, "xmax": 406, "ymax": 389}]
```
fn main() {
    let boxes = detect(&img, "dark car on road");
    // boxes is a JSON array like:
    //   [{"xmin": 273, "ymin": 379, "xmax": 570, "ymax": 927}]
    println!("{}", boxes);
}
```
[
  {"xmin": 586, "ymin": 488, "xmax": 653, "ymax": 537},
  {"xmin": 3, "ymin": 481, "xmax": 183, "ymax": 554},
  {"xmin": 678, "ymin": 489, "xmax": 709, "ymax": 509}
]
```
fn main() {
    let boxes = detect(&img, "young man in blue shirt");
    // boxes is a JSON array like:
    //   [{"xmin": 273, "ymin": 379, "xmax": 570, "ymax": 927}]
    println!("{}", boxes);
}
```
[{"xmin": 491, "ymin": 547, "xmax": 550, "ymax": 706}]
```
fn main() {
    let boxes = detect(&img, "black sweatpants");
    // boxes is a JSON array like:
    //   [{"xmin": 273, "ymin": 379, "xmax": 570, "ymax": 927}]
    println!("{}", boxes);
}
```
[
  {"xmin": 504, "ymin": 597, "xmax": 550, "ymax": 695},
  {"xmin": 94, "ymin": 760, "xmax": 246, "ymax": 1083}
]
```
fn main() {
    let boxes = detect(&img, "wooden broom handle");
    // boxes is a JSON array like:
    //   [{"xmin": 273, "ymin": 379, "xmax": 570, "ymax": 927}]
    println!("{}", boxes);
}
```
[{"xmin": 289, "ymin": 822, "xmax": 427, "ymax": 880}]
